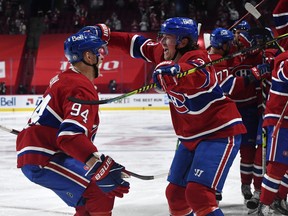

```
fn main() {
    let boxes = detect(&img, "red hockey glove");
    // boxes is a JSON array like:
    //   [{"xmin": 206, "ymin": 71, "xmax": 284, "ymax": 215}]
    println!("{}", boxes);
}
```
[
  {"xmin": 86, "ymin": 154, "xmax": 130, "ymax": 198},
  {"xmin": 251, "ymin": 63, "xmax": 271, "ymax": 80},
  {"xmin": 79, "ymin": 24, "xmax": 110, "ymax": 42},
  {"xmin": 95, "ymin": 24, "xmax": 110, "ymax": 42},
  {"xmin": 152, "ymin": 61, "xmax": 181, "ymax": 92}
]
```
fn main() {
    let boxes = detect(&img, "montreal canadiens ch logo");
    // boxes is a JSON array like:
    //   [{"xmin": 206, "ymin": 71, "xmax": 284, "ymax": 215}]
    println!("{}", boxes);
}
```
[
  {"xmin": 231, "ymin": 65, "xmax": 252, "ymax": 77},
  {"xmin": 168, "ymin": 91, "xmax": 189, "ymax": 113}
]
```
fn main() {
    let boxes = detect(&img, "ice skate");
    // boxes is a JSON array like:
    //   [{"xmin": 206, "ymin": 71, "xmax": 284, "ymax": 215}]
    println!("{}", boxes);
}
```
[
  {"xmin": 271, "ymin": 198, "xmax": 288, "ymax": 215},
  {"xmin": 248, "ymin": 208, "xmax": 258, "ymax": 215},
  {"xmin": 247, "ymin": 190, "xmax": 260, "ymax": 210},
  {"xmin": 216, "ymin": 192, "xmax": 222, "ymax": 205},
  {"xmin": 257, "ymin": 203, "xmax": 273, "ymax": 216},
  {"xmin": 241, "ymin": 184, "xmax": 253, "ymax": 201}
]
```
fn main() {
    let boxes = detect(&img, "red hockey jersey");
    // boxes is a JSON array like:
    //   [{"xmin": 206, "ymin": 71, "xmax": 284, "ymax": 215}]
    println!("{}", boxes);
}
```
[
  {"xmin": 209, "ymin": 53, "xmax": 247, "ymax": 97},
  {"xmin": 228, "ymin": 49, "xmax": 278, "ymax": 110},
  {"xmin": 110, "ymin": 32, "xmax": 246, "ymax": 149},
  {"xmin": 273, "ymin": 0, "xmax": 288, "ymax": 50},
  {"xmin": 16, "ymin": 69, "xmax": 99, "ymax": 167},
  {"xmin": 264, "ymin": 51, "xmax": 288, "ymax": 128}
]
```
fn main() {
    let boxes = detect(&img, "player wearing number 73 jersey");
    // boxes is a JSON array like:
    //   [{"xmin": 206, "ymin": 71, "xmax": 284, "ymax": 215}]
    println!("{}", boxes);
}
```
[{"xmin": 16, "ymin": 28, "xmax": 130, "ymax": 216}]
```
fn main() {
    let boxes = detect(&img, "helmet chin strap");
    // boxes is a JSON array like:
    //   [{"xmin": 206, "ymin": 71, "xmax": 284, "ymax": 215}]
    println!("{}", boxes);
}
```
[
  {"xmin": 171, "ymin": 50, "xmax": 178, "ymax": 60},
  {"xmin": 82, "ymin": 57, "xmax": 99, "ymax": 78},
  {"xmin": 221, "ymin": 43, "xmax": 230, "ymax": 56},
  {"xmin": 171, "ymin": 45, "xmax": 179, "ymax": 61},
  {"xmin": 219, "ymin": 47, "xmax": 226, "ymax": 56}
]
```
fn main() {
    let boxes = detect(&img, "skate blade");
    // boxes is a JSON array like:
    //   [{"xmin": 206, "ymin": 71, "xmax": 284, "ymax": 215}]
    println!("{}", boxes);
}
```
[{"xmin": 247, "ymin": 208, "xmax": 257, "ymax": 215}]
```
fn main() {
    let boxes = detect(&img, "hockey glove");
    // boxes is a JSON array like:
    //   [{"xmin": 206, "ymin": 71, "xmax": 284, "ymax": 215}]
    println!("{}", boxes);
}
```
[
  {"xmin": 95, "ymin": 24, "xmax": 111, "ymax": 42},
  {"xmin": 152, "ymin": 61, "xmax": 181, "ymax": 91},
  {"xmin": 80, "ymin": 24, "xmax": 110, "ymax": 42},
  {"xmin": 86, "ymin": 154, "xmax": 130, "ymax": 198},
  {"xmin": 251, "ymin": 63, "xmax": 271, "ymax": 80}
]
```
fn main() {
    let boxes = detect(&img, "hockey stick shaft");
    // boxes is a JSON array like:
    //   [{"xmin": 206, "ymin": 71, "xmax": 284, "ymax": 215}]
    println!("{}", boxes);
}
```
[
  {"xmin": 68, "ymin": 32, "xmax": 288, "ymax": 105},
  {"xmin": 0, "ymin": 125, "xmax": 164, "ymax": 180},
  {"xmin": 262, "ymin": 138, "xmax": 266, "ymax": 175},
  {"xmin": 0, "ymin": 125, "xmax": 20, "ymax": 135},
  {"xmin": 125, "ymin": 170, "xmax": 167, "ymax": 180}
]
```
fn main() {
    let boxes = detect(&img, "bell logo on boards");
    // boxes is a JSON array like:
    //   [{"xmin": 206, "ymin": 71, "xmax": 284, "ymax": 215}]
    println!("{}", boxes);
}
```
[{"xmin": 0, "ymin": 97, "xmax": 16, "ymax": 106}]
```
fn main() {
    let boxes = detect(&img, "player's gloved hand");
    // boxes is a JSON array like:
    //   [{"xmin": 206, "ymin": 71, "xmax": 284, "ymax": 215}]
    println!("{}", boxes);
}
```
[
  {"xmin": 251, "ymin": 63, "xmax": 271, "ymax": 80},
  {"xmin": 152, "ymin": 61, "xmax": 181, "ymax": 91},
  {"xmin": 265, "ymin": 57, "xmax": 274, "ymax": 67},
  {"xmin": 79, "ymin": 24, "xmax": 110, "ymax": 42},
  {"xmin": 95, "ymin": 24, "xmax": 111, "ymax": 42},
  {"xmin": 86, "ymin": 154, "xmax": 130, "ymax": 198}
]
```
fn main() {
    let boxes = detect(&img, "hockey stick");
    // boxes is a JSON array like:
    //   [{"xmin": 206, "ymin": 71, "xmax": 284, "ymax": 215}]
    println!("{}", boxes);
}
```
[
  {"xmin": 260, "ymin": 48, "xmax": 268, "ymax": 176},
  {"xmin": 197, "ymin": 23, "xmax": 202, "ymax": 36},
  {"xmin": 244, "ymin": 2, "xmax": 261, "ymax": 20},
  {"xmin": 0, "ymin": 125, "xmax": 165, "ymax": 180},
  {"xmin": 228, "ymin": 0, "xmax": 265, "ymax": 31},
  {"xmin": 245, "ymin": 2, "xmax": 285, "ymax": 53},
  {"xmin": 205, "ymin": 0, "xmax": 265, "ymax": 51},
  {"xmin": 68, "ymin": 32, "xmax": 288, "ymax": 105},
  {"xmin": 0, "ymin": 125, "xmax": 20, "ymax": 135},
  {"xmin": 124, "ymin": 170, "xmax": 167, "ymax": 180}
]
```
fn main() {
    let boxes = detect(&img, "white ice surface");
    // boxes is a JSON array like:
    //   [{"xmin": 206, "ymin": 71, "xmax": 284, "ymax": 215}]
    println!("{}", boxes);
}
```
[{"xmin": 0, "ymin": 110, "xmax": 249, "ymax": 216}]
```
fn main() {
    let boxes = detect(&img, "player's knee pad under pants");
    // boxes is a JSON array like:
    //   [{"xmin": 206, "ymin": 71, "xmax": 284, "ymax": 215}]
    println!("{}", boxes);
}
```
[
  {"xmin": 166, "ymin": 182, "xmax": 218, "ymax": 216},
  {"xmin": 166, "ymin": 183, "xmax": 192, "ymax": 216},
  {"xmin": 186, "ymin": 182, "xmax": 218, "ymax": 215}
]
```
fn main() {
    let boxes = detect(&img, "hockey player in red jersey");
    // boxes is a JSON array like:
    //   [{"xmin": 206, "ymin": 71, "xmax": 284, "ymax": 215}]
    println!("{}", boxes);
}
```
[
  {"xmin": 94, "ymin": 17, "xmax": 247, "ymax": 216},
  {"xmin": 208, "ymin": 27, "xmax": 281, "ymax": 214},
  {"xmin": 16, "ymin": 28, "xmax": 130, "ymax": 216},
  {"xmin": 227, "ymin": 29, "xmax": 279, "ymax": 213},
  {"xmin": 257, "ymin": 51, "xmax": 288, "ymax": 215},
  {"xmin": 256, "ymin": 1, "xmax": 288, "ymax": 214},
  {"xmin": 233, "ymin": 20, "xmax": 251, "ymax": 50},
  {"xmin": 273, "ymin": 0, "xmax": 288, "ymax": 50},
  {"xmin": 208, "ymin": 28, "xmax": 270, "ymax": 207},
  {"xmin": 208, "ymin": 27, "xmax": 259, "ymax": 97}
]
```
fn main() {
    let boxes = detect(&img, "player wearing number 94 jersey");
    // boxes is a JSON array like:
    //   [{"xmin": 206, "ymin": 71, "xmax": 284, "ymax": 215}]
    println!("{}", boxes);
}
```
[{"xmin": 16, "ymin": 27, "xmax": 130, "ymax": 216}]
